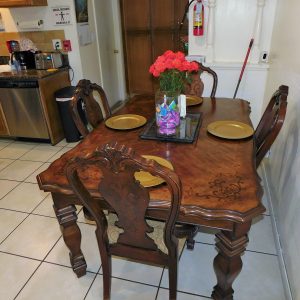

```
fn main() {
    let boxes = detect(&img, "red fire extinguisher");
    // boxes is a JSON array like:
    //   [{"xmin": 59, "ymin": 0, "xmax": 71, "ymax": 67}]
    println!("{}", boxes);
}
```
[{"xmin": 193, "ymin": 0, "xmax": 204, "ymax": 36}]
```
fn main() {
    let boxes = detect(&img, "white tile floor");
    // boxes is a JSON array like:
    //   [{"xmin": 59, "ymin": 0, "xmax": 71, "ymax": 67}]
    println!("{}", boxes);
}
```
[{"xmin": 0, "ymin": 138, "xmax": 287, "ymax": 300}]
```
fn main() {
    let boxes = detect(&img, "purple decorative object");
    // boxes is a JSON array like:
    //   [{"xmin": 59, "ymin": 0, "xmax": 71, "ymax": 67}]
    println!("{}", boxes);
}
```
[{"xmin": 155, "ymin": 91, "xmax": 180, "ymax": 135}]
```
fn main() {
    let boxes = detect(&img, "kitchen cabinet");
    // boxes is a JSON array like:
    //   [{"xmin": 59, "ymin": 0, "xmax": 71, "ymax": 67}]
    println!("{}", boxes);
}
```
[
  {"xmin": 0, "ymin": 103, "xmax": 9, "ymax": 136},
  {"xmin": 0, "ymin": 0, "xmax": 47, "ymax": 7},
  {"xmin": 0, "ymin": 69, "xmax": 70, "ymax": 145}
]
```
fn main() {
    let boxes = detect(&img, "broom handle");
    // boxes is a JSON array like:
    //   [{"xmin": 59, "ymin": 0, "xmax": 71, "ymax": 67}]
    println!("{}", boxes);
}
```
[{"xmin": 233, "ymin": 38, "xmax": 254, "ymax": 99}]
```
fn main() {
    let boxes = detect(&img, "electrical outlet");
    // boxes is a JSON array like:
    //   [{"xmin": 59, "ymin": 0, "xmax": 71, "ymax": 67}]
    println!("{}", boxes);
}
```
[{"xmin": 52, "ymin": 39, "xmax": 62, "ymax": 50}]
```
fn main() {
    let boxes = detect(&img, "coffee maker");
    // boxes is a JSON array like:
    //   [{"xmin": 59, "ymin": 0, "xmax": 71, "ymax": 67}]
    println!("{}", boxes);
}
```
[
  {"xmin": 6, "ymin": 40, "xmax": 36, "ymax": 70},
  {"xmin": 12, "ymin": 51, "xmax": 36, "ymax": 70}
]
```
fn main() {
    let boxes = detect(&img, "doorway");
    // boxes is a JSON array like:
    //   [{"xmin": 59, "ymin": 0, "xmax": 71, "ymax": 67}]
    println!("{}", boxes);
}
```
[
  {"xmin": 92, "ymin": 0, "xmax": 127, "ymax": 107},
  {"xmin": 120, "ymin": 0, "xmax": 189, "ymax": 96}
]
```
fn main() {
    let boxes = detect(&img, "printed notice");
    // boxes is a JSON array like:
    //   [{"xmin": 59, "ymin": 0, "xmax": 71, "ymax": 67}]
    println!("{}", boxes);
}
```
[{"xmin": 52, "ymin": 6, "xmax": 72, "ymax": 26}]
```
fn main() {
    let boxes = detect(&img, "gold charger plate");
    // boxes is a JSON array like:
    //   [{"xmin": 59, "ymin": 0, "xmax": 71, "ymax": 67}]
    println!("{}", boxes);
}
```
[
  {"xmin": 134, "ymin": 155, "xmax": 174, "ymax": 187},
  {"xmin": 207, "ymin": 120, "xmax": 254, "ymax": 139},
  {"xmin": 186, "ymin": 95, "xmax": 203, "ymax": 107},
  {"xmin": 105, "ymin": 114, "xmax": 147, "ymax": 130}
]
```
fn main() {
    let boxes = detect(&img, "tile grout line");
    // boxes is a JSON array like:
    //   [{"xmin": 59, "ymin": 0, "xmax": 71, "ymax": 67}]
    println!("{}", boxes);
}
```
[
  {"xmin": 0, "ymin": 212, "xmax": 31, "ymax": 247},
  {"xmin": 0, "ymin": 180, "xmax": 23, "ymax": 200},
  {"xmin": 12, "ymin": 225, "xmax": 70, "ymax": 300},
  {"xmin": 13, "ymin": 261, "xmax": 44, "ymax": 300},
  {"xmin": 83, "ymin": 271, "xmax": 99, "ymax": 300},
  {"xmin": 193, "ymin": 240, "xmax": 279, "ymax": 257}
]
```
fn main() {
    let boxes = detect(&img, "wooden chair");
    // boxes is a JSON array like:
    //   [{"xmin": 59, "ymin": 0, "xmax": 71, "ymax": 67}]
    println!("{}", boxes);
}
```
[
  {"xmin": 66, "ymin": 142, "xmax": 186, "ymax": 299},
  {"xmin": 255, "ymin": 85, "xmax": 288, "ymax": 167},
  {"xmin": 70, "ymin": 79, "xmax": 112, "ymax": 138},
  {"xmin": 185, "ymin": 62, "xmax": 218, "ymax": 98}
]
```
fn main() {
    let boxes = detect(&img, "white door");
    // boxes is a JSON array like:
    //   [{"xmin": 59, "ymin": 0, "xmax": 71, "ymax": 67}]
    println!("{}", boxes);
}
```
[{"xmin": 92, "ymin": 0, "xmax": 126, "ymax": 107}]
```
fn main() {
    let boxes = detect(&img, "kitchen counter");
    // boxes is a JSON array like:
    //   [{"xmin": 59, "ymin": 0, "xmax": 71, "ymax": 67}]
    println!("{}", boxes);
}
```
[
  {"xmin": 0, "ymin": 68, "xmax": 71, "ymax": 144},
  {"xmin": 0, "ymin": 67, "xmax": 69, "ymax": 80}
]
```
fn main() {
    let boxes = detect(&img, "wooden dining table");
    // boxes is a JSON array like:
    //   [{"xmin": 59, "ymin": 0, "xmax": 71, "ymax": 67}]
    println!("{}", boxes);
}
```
[{"xmin": 37, "ymin": 95, "xmax": 265, "ymax": 300}]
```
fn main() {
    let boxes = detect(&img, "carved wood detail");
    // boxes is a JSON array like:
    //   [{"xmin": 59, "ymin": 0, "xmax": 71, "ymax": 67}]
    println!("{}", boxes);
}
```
[
  {"xmin": 212, "ymin": 222, "xmax": 251, "ymax": 300},
  {"xmin": 255, "ymin": 85, "xmax": 288, "ymax": 167},
  {"xmin": 52, "ymin": 198, "xmax": 86, "ymax": 278},
  {"xmin": 66, "ymin": 142, "xmax": 183, "ymax": 299},
  {"xmin": 185, "ymin": 62, "xmax": 218, "ymax": 97},
  {"xmin": 194, "ymin": 173, "xmax": 243, "ymax": 201},
  {"xmin": 70, "ymin": 79, "xmax": 112, "ymax": 138}
]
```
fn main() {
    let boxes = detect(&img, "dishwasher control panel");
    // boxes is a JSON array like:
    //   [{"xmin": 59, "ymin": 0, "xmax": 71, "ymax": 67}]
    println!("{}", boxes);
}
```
[{"xmin": 0, "ymin": 80, "xmax": 39, "ymax": 88}]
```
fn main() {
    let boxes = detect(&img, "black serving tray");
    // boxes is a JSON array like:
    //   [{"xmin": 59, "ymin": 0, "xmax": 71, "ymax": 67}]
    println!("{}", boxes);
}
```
[{"xmin": 139, "ymin": 113, "xmax": 203, "ymax": 143}]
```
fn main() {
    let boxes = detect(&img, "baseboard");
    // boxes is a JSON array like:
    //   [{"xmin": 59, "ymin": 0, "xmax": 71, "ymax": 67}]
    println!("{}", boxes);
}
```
[{"xmin": 261, "ymin": 160, "xmax": 293, "ymax": 300}]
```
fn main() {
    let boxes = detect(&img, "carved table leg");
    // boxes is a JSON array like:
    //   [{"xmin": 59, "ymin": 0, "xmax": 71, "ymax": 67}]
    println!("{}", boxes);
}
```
[
  {"xmin": 52, "ymin": 193, "xmax": 87, "ymax": 278},
  {"xmin": 211, "ymin": 221, "xmax": 251, "ymax": 300}
]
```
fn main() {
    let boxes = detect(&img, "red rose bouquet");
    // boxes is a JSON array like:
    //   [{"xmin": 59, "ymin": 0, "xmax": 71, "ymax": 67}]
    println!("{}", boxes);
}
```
[{"xmin": 149, "ymin": 50, "xmax": 199, "ymax": 94}]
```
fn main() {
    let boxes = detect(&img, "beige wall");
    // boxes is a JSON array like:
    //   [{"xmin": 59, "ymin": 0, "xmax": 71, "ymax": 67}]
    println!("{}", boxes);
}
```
[
  {"xmin": 264, "ymin": 0, "xmax": 300, "ymax": 299},
  {"xmin": 0, "ymin": 30, "xmax": 65, "ymax": 55}
]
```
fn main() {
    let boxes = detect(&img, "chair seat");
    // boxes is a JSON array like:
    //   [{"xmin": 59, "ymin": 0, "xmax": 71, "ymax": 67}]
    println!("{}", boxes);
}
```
[{"xmin": 107, "ymin": 213, "xmax": 185, "ymax": 254}]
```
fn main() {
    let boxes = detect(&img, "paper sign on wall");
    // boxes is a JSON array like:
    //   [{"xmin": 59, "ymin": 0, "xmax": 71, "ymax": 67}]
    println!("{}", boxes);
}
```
[{"xmin": 52, "ymin": 6, "xmax": 72, "ymax": 26}]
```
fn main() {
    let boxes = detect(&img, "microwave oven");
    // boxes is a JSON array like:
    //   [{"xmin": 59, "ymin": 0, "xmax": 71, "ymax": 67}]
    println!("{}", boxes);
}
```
[{"xmin": 35, "ymin": 52, "xmax": 63, "ymax": 69}]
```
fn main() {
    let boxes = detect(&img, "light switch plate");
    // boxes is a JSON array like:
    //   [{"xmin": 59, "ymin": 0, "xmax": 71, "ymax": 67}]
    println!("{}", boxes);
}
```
[
  {"xmin": 52, "ymin": 39, "xmax": 62, "ymax": 50},
  {"xmin": 260, "ymin": 51, "xmax": 268, "ymax": 63}
]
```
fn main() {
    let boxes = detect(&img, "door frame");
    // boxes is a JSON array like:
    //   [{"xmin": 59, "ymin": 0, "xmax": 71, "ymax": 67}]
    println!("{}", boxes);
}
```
[{"xmin": 92, "ymin": 0, "xmax": 127, "ymax": 103}]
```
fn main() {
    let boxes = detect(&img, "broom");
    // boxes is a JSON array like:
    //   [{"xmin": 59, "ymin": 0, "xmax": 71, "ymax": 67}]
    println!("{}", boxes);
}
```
[{"xmin": 233, "ymin": 38, "xmax": 254, "ymax": 99}]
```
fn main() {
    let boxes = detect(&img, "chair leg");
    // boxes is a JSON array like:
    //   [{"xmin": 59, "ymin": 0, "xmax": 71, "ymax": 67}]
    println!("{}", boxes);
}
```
[
  {"xmin": 101, "ymin": 255, "xmax": 112, "ymax": 300},
  {"xmin": 83, "ymin": 206, "xmax": 94, "ymax": 221},
  {"xmin": 168, "ymin": 260, "xmax": 178, "ymax": 300},
  {"xmin": 175, "ymin": 225, "xmax": 198, "ymax": 250},
  {"xmin": 95, "ymin": 228, "xmax": 112, "ymax": 300}
]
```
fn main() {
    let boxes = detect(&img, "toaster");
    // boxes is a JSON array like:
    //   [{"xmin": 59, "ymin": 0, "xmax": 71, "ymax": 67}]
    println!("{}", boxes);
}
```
[{"xmin": 35, "ymin": 52, "xmax": 63, "ymax": 69}]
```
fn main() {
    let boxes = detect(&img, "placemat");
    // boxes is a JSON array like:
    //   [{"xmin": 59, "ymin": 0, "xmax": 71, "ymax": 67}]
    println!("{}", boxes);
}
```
[{"xmin": 139, "ymin": 113, "xmax": 203, "ymax": 143}]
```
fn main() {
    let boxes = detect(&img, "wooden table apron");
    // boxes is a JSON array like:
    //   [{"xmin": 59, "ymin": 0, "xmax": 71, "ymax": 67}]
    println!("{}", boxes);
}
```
[{"xmin": 37, "ymin": 96, "xmax": 265, "ymax": 300}]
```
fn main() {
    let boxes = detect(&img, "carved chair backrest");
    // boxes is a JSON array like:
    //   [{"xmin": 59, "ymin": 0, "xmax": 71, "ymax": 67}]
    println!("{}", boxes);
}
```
[
  {"xmin": 66, "ymin": 142, "xmax": 181, "ymax": 299},
  {"xmin": 185, "ymin": 62, "xmax": 218, "ymax": 98},
  {"xmin": 254, "ymin": 85, "xmax": 288, "ymax": 167},
  {"xmin": 70, "ymin": 79, "xmax": 112, "ymax": 137}
]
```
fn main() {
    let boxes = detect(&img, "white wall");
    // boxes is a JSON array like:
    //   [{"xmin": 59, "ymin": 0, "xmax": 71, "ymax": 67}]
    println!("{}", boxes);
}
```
[
  {"xmin": 188, "ymin": 0, "xmax": 277, "ymax": 127},
  {"xmin": 77, "ymin": 0, "xmax": 101, "ymax": 85},
  {"xmin": 92, "ymin": 0, "xmax": 126, "ymax": 106},
  {"xmin": 0, "ymin": 0, "xmax": 83, "ymax": 84},
  {"xmin": 187, "ymin": 59, "xmax": 269, "ymax": 127},
  {"xmin": 189, "ymin": 0, "xmax": 277, "ymax": 63},
  {"xmin": 263, "ymin": 0, "xmax": 300, "ymax": 299}
]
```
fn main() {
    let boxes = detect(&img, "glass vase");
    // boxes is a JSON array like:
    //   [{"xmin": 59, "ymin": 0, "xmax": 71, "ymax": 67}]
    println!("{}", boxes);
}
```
[{"xmin": 155, "ymin": 90, "xmax": 180, "ymax": 135}]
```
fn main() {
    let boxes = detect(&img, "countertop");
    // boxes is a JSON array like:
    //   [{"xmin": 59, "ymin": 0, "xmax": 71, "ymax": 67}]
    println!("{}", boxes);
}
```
[{"xmin": 0, "ymin": 67, "xmax": 69, "ymax": 81}]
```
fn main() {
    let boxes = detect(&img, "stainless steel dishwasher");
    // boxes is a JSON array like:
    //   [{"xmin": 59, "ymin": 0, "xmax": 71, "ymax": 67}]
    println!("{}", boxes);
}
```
[{"xmin": 0, "ymin": 80, "xmax": 49, "ymax": 139}]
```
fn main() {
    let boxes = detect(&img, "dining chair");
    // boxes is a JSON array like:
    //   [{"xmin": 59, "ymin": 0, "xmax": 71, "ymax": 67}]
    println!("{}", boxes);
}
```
[
  {"xmin": 70, "ymin": 79, "xmax": 112, "ymax": 138},
  {"xmin": 185, "ymin": 62, "xmax": 218, "ymax": 98},
  {"xmin": 255, "ymin": 85, "xmax": 288, "ymax": 167},
  {"xmin": 66, "ymin": 142, "xmax": 188, "ymax": 299}
]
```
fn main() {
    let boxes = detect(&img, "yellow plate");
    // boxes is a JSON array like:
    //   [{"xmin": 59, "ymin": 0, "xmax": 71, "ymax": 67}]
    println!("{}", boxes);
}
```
[
  {"xmin": 186, "ymin": 95, "xmax": 203, "ymax": 107},
  {"xmin": 134, "ymin": 155, "xmax": 174, "ymax": 187},
  {"xmin": 207, "ymin": 120, "xmax": 254, "ymax": 139},
  {"xmin": 105, "ymin": 114, "xmax": 147, "ymax": 130}
]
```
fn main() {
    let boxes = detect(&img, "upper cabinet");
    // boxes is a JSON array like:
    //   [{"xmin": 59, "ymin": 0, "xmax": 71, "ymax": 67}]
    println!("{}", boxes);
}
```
[{"xmin": 0, "ymin": 0, "xmax": 47, "ymax": 7}]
